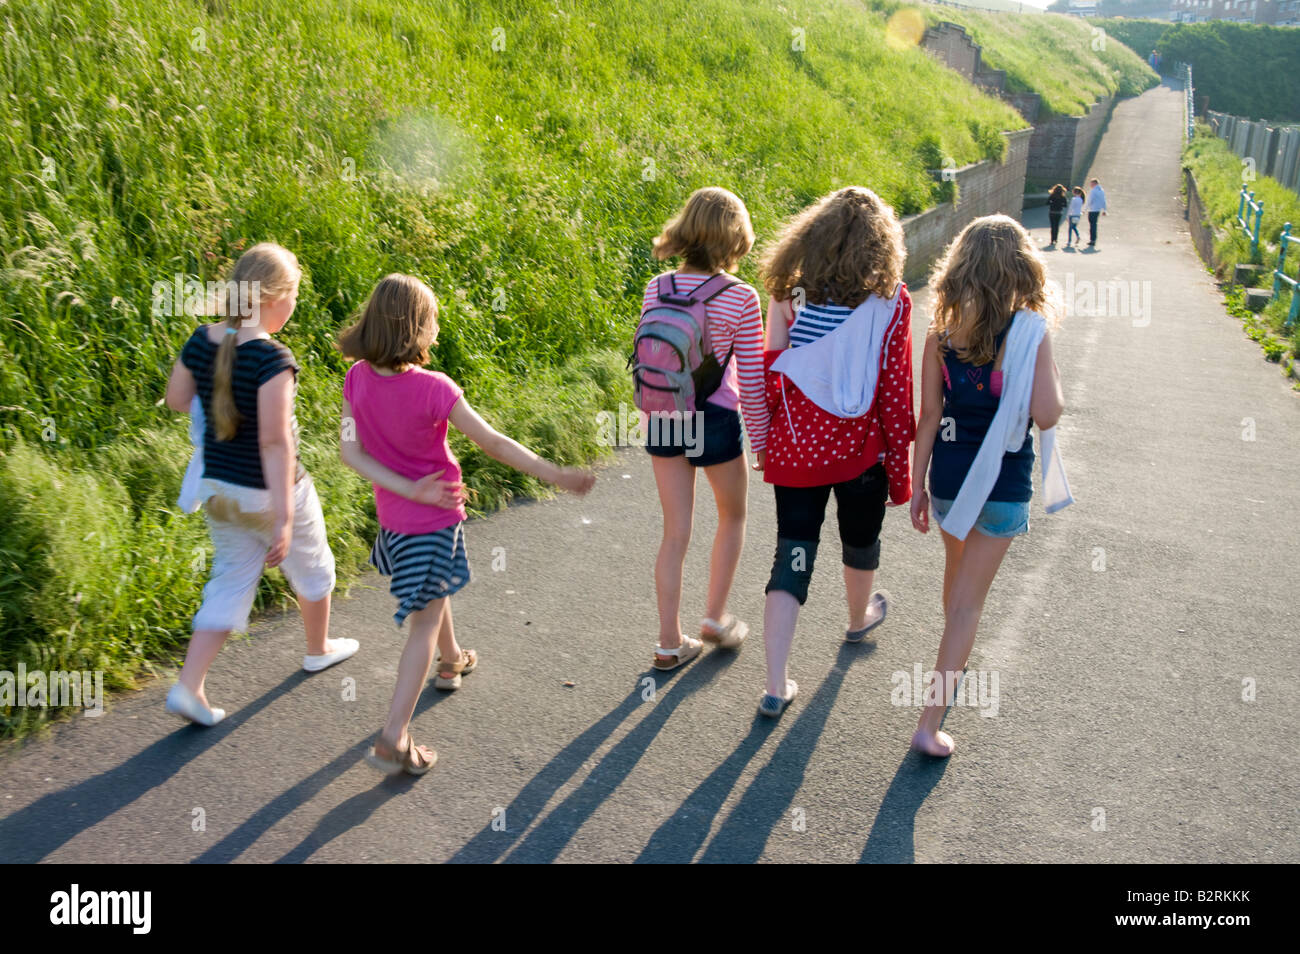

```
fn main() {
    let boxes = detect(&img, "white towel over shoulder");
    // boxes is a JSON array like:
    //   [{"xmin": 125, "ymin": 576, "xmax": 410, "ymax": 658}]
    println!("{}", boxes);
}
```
[
  {"xmin": 770, "ymin": 285, "xmax": 905, "ymax": 418},
  {"xmin": 937, "ymin": 308, "xmax": 1074, "ymax": 541}
]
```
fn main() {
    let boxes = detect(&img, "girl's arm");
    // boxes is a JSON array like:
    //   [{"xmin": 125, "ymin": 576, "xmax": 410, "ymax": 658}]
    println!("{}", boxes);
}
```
[
  {"xmin": 258, "ymin": 370, "xmax": 296, "ymax": 567},
  {"xmin": 1029, "ymin": 332, "xmax": 1065, "ymax": 430},
  {"xmin": 910, "ymin": 332, "xmax": 945, "ymax": 533},
  {"xmin": 339, "ymin": 398, "xmax": 466, "ymax": 509},
  {"xmin": 765, "ymin": 297, "xmax": 792, "ymax": 350},
  {"xmin": 165, "ymin": 359, "xmax": 197, "ymax": 412},
  {"xmin": 448, "ymin": 398, "xmax": 595, "ymax": 496}
]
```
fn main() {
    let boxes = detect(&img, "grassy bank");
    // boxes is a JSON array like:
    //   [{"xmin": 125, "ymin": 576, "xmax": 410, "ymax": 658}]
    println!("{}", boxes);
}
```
[
  {"xmin": 918, "ymin": 7, "xmax": 1158, "ymax": 118},
  {"xmin": 1183, "ymin": 125, "xmax": 1300, "ymax": 362}
]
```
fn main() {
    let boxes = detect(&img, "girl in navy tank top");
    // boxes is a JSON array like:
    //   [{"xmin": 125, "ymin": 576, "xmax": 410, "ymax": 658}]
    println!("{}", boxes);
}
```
[{"xmin": 909, "ymin": 215, "xmax": 1065, "ymax": 758}]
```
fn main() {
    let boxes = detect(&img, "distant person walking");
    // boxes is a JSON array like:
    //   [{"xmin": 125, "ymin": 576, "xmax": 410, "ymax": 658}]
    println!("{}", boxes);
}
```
[
  {"xmin": 1066, "ymin": 187, "xmax": 1084, "ymax": 248},
  {"xmin": 1085, "ymin": 178, "xmax": 1107, "ymax": 248},
  {"xmin": 1046, "ymin": 184, "xmax": 1068, "ymax": 247},
  {"xmin": 1149, "ymin": 50, "xmax": 1161, "ymax": 73}
]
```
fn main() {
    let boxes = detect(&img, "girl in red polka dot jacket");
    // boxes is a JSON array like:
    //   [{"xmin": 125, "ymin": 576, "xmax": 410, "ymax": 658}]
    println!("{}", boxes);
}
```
[{"xmin": 754, "ymin": 187, "xmax": 916, "ymax": 718}]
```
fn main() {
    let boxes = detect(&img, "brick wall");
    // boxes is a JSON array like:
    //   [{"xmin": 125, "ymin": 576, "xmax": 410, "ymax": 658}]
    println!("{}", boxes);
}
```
[
  {"xmin": 901, "ymin": 127, "xmax": 1033, "ymax": 284},
  {"xmin": 1024, "ymin": 95, "xmax": 1115, "ymax": 189}
]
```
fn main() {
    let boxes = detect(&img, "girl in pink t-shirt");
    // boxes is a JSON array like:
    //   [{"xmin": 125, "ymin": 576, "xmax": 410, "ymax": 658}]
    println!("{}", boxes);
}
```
[{"xmin": 338, "ymin": 274, "xmax": 596, "ymax": 776}]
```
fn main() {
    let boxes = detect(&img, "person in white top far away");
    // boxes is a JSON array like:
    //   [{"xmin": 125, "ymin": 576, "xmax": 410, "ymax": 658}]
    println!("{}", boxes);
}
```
[{"xmin": 1085, "ymin": 178, "xmax": 1107, "ymax": 248}]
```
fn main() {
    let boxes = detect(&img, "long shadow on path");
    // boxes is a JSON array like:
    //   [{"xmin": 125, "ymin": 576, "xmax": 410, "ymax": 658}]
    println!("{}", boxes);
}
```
[
  {"xmin": 195, "ymin": 682, "xmax": 456, "ymax": 863},
  {"xmin": 858, "ymin": 752, "xmax": 949, "ymax": 863},
  {"xmin": 694, "ymin": 642, "xmax": 870, "ymax": 864},
  {"xmin": 500, "ymin": 651, "xmax": 738, "ymax": 863},
  {"xmin": 0, "ymin": 671, "xmax": 311, "ymax": 863}
]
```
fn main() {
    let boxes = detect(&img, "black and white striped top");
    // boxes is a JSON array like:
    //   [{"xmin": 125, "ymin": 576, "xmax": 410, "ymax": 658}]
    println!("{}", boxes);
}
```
[{"xmin": 179, "ymin": 328, "xmax": 299, "ymax": 489}]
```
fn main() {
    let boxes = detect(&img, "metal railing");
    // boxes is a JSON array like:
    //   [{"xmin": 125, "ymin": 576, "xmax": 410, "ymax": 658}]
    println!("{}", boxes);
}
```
[
  {"xmin": 1271, "ymin": 223, "xmax": 1300, "ymax": 329},
  {"xmin": 1238, "ymin": 185, "xmax": 1265, "ymax": 258},
  {"xmin": 1185, "ymin": 63, "xmax": 1194, "ymax": 142}
]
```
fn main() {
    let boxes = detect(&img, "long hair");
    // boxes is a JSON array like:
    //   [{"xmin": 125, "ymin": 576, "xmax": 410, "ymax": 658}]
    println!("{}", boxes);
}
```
[
  {"xmin": 337, "ymin": 273, "xmax": 439, "ymax": 369},
  {"xmin": 212, "ymin": 243, "xmax": 300, "ymax": 440},
  {"xmin": 1050, "ymin": 183, "xmax": 1067, "ymax": 200},
  {"xmin": 927, "ymin": 214, "xmax": 1052, "ymax": 366},
  {"xmin": 761, "ymin": 187, "xmax": 904, "ymax": 308},
  {"xmin": 652, "ymin": 187, "xmax": 754, "ymax": 273}
]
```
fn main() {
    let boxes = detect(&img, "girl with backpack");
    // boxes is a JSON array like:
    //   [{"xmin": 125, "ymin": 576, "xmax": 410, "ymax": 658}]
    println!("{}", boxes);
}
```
[
  {"xmin": 756, "ymin": 187, "xmax": 915, "ymax": 717},
  {"xmin": 339, "ymin": 274, "xmax": 595, "ymax": 774},
  {"xmin": 631, "ymin": 187, "xmax": 767, "ymax": 671},
  {"xmin": 162, "ymin": 243, "xmax": 356, "ymax": 726},
  {"xmin": 910, "ymin": 215, "xmax": 1070, "ymax": 757}
]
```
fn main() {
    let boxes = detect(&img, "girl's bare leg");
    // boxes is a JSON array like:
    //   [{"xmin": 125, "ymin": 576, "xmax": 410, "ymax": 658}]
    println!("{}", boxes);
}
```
[
  {"xmin": 381, "ymin": 598, "xmax": 446, "ymax": 749},
  {"xmin": 299, "ymin": 593, "xmax": 334, "ymax": 656},
  {"xmin": 435, "ymin": 600, "xmax": 463, "ymax": 679},
  {"xmin": 762, "ymin": 589, "xmax": 800, "ymax": 699},
  {"xmin": 915, "ymin": 531, "xmax": 1014, "ymax": 751},
  {"xmin": 843, "ymin": 567, "xmax": 880, "ymax": 632},
  {"xmin": 701, "ymin": 454, "xmax": 748, "ymax": 625},
  {"xmin": 940, "ymin": 529, "xmax": 966, "ymax": 615},
  {"xmin": 178, "ymin": 630, "xmax": 229, "ymax": 705},
  {"xmin": 651, "ymin": 455, "xmax": 696, "ymax": 660}
]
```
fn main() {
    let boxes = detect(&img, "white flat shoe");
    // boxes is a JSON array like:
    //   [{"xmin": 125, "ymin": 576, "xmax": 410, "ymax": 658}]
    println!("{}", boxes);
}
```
[
  {"xmin": 303, "ymin": 637, "xmax": 359, "ymax": 673},
  {"xmin": 165, "ymin": 683, "xmax": 226, "ymax": 727}
]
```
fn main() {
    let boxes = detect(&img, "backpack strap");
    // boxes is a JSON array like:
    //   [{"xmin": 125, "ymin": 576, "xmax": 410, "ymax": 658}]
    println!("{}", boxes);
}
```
[{"xmin": 655, "ymin": 272, "xmax": 741, "ymax": 362}]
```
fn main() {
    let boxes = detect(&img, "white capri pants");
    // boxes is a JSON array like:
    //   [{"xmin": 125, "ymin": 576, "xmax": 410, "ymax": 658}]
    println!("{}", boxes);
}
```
[{"xmin": 192, "ymin": 472, "xmax": 336, "ymax": 633}]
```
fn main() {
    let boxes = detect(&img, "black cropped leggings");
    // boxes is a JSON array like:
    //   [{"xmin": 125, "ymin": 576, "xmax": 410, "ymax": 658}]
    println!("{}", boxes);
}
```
[{"xmin": 766, "ymin": 463, "xmax": 888, "ymax": 605}]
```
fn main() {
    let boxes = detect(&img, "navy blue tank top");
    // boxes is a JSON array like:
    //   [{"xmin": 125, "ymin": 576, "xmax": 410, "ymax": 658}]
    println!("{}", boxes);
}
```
[{"xmin": 929, "ymin": 325, "xmax": 1034, "ymax": 503}]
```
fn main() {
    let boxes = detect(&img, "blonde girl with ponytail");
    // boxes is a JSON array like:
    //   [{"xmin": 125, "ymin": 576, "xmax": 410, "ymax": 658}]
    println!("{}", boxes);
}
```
[{"xmin": 163, "ymin": 242, "xmax": 358, "ymax": 726}]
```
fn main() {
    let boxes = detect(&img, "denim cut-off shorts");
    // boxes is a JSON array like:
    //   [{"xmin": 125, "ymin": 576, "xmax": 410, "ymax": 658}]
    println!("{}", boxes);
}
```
[{"xmin": 930, "ymin": 496, "xmax": 1029, "ymax": 539}]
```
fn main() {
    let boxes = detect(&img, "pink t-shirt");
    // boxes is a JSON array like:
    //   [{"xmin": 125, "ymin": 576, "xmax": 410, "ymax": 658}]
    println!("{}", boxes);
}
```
[{"xmin": 343, "ymin": 361, "xmax": 466, "ymax": 534}]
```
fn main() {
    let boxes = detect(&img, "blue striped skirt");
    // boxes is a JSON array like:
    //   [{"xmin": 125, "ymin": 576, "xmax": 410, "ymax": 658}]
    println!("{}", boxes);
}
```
[{"xmin": 368, "ymin": 522, "xmax": 471, "ymax": 626}]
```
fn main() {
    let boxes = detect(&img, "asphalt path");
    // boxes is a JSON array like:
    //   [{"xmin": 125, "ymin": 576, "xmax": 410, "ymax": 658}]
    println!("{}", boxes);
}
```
[{"xmin": 2, "ymin": 78, "xmax": 1296, "ymax": 863}]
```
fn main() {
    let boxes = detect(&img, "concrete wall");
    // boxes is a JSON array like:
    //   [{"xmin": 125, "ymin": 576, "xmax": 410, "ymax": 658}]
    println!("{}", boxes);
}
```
[
  {"xmin": 922, "ymin": 21, "xmax": 1114, "ymax": 191},
  {"xmin": 1184, "ymin": 168, "xmax": 1223, "ymax": 277},
  {"xmin": 901, "ymin": 128, "xmax": 1033, "ymax": 284},
  {"xmin": 1023, "ymin": 95, "xmax": 1114, "ymax": 188}
]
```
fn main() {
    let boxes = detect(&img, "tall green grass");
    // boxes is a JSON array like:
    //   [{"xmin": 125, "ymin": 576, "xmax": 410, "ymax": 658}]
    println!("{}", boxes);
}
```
[{"xmin": 0, "ymin": 0, "xmax": 1144, "ymax": 736}]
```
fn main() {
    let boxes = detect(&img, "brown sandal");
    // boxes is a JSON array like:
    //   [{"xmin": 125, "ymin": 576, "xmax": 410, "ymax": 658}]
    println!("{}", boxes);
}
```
[
  {"xmin": 652, "ymin": 636, "xmax": 703, "ymax": 671},
  {"xmin": 366, "ymin": 733, "xmax": 438, "ymax": 776},
  {"xmin": 434, "ymin": 648, "xmax": 478, "ymax": 690}
]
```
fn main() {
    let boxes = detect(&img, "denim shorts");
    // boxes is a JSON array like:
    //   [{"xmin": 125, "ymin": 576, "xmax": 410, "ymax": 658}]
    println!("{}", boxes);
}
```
[
  {"xmin": 930, "ymin": 496, "xmax": 1029, "ymax": 538},
  {"xmin": 643, "ymin": 402, "xmax": 743, "ymax": 468}
]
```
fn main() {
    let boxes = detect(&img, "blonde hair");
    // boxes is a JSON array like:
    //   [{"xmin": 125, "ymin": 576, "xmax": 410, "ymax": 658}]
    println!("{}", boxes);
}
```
[
  {"xmin": 652, "ymin": 187, "xmax": 754, "ymax": 273},
  {"xmin": 212, "ymin": 243, "xmax": 301, "ymax": 441},
  {"xmin": 760, "ymin": 186, "xmax": 905, "ymax": 308},
  {"xmin": 927, "ymin": 214, "xmax": 1052, "ymax": 367},
  {"xmin": 337, "ymin": 274, "xmax": 439, "ymax": 369}
]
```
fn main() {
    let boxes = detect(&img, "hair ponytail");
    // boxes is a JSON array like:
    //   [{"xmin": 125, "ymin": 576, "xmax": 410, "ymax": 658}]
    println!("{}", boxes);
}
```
[
  {"xmin": 209, "ymin": 242, "xmax": 301, "ymax": 441},
  {"xmin": 212, "ymin": 318, "xmax": 241, "ymax": 440}
]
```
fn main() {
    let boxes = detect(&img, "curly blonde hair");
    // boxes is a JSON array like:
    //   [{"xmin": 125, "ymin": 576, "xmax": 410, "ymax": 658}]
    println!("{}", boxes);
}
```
[
  {"xmin": 760, "ymin": 186, "xmax": 905, "ymax": 307},
  {"xmin": 928, "ymin": 214, "xmax": 1053, "ymax": 367}
]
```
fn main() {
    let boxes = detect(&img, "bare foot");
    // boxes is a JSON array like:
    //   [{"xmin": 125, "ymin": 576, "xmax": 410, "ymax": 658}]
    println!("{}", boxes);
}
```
[{"xmin": 911, "ymin": 729, "xmax": 956, "ymax": 758}]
